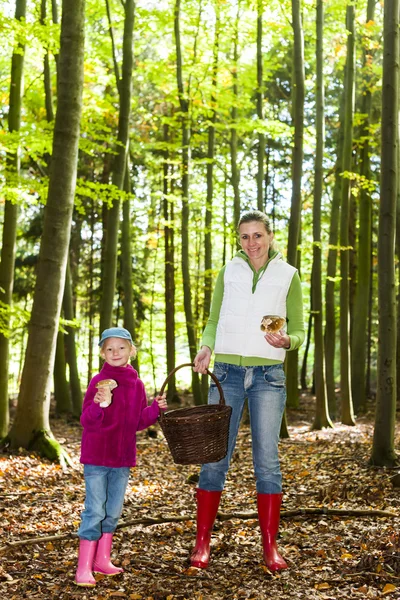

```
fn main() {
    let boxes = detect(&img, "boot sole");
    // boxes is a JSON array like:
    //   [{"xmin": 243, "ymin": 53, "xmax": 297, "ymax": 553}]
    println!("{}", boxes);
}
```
[
  {"xmin": 190, "ymin": 561, "xmax": 208, "ymax": 569},
  {"xmin": 93, "ymin": 570, "xmax": 123, "ymax": 576}
]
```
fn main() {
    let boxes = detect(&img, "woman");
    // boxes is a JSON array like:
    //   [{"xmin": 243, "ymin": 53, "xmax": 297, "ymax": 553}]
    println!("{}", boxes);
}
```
[{"xmin": 192, "ymin": 210, "xmax": 304, "ymax": 571}]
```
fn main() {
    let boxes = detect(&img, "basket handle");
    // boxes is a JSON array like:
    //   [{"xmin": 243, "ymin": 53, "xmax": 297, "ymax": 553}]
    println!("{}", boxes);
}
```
[{"xmin": 158, "ymin": 362, "xmax": 226, "ymax": 420}]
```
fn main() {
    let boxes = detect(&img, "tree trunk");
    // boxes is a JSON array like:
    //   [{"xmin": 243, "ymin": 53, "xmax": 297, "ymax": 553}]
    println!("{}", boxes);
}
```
[
  {"xmin": 7, "ymin": 0, "xmax": 85, "ymax": 465},
  {"xmin": 163, "ymin": 123, "xmax": 178, "ymax": 401},
  {"xmin": 41, "ymin": 0, "xmax": 55, "ymax": 123},
  {"xmin": 100, "ymin": 0, "xmax": 135, "ymax": 333},
  {"xmin": 63, "ymin": 260, "xmax": 82, "ymax": 417},
  {"xmin": 0, "ymin": 0, "xmax": 27, "ymax": 438},
  {"xmin": 121, "ymin": 162, "xmax": 138, "ymax": 371},
  {"xmin": 324, "ymin": 90, "xmax": 345, "ymax": 419},
  {"xmin": 285, "ymin": 0, "xmax": 305, "ymax": 414},
  {"xmin": 311, "ymin": 0, "xmax": 332, "ymax": 430},
  {"xmin": 339, "ymin": 2, "xmax": 356, "ymax": 426},
  {"xmin": 174, "ymin": 0, "xmax": 201, "ymax": 404},
  {"xmin": 230, "ymin": 2, "xmax": 241, "ymax": 230},
  {"xmin": 54, "ymin": 331, "xmax": 71, "ymax": 415},
  {"xmin": 202, "ymin": 5, "xmax": 220, "ymax": 402},
  {"xmin": 300, "ymin": 310, "xmax": 312, "ymax": 391},
  {"xmin": 371, "ymin": 0, "xmax": 399, "ymax": 467},
  {"xmin": 256, "ymin": 0, "xmax": 265, "ymax": 212},
  {"xmin": 351, "ymin": 0, "xmax": 376, "ymax": 414}
]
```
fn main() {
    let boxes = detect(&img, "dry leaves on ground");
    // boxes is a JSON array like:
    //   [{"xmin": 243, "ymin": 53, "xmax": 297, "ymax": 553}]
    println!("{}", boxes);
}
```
[{"xmin": 0, "ymin": 394, "xmax": 399, "ymax": 599}]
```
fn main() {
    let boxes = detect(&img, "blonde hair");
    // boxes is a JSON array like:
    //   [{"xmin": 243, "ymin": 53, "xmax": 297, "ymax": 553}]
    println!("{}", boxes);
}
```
[
  {"xmin": 237, "ymin": 210, "xmax": 272, "ymax": 234},
  {"xmin": 237, "ymin": 210, "xmax": 277, "ymax": 251}
]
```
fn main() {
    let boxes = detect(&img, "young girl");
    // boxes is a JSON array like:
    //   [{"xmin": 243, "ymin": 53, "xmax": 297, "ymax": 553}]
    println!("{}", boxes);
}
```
[{"xmin": 75, "ymin": 327, "xmax": 167, "ymax": 587}]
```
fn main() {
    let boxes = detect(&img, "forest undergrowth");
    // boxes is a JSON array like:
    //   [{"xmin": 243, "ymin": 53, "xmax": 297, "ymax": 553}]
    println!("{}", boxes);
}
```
[{"xmin": 0, "ymin": 394, "xmax": 399, "ymax": 600}]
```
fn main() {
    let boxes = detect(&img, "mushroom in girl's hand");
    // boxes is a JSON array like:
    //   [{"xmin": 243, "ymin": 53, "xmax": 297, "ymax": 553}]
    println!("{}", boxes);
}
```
[{"xmin": 96, "ymin": 379, "xmax": 118, "ymax": 407}]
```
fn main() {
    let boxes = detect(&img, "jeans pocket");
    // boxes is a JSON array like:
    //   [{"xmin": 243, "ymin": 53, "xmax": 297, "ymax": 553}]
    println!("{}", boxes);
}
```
[
  {"xmin": 263, "ymin": 365, "xmax": 286, "ymax": 387},
  {"xmin": 210, "ymin": 362, "xmax": 228, "ymax": 386}
]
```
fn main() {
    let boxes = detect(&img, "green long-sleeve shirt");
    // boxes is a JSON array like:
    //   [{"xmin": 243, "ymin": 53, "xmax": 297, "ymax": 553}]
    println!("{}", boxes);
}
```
[{"xmin": 201, "ymin": 250, "xmax": 305, "ymax": 366}]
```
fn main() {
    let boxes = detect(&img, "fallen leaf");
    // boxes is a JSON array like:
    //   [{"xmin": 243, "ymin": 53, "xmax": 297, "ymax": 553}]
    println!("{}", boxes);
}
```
[
  {"xmin": 315, "ymin": 582, "xmax": 330, "ymax": 590},
  {"xmin": 382, "ymin": 584, "xmax": 397, "ymax": 595}
]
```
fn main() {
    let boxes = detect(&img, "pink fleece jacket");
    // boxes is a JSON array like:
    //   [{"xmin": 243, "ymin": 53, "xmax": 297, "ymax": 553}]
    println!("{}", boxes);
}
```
[{"xmin": 80, "ymin": 362, "xmax": 160, "ymax": 468}]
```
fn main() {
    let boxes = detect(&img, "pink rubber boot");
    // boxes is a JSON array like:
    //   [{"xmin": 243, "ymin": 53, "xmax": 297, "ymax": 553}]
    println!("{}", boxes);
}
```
[
  {"xmin": 75, "ymin": 539, "xmax": 97, "ymax": 586},
  {"xmin": 93, "ymin": 533, "xmax": 123, "ymax": 575}
]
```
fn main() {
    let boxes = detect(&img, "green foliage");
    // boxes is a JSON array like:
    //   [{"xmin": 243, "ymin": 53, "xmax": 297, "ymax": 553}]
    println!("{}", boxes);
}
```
[{"xmin": 0, "ymin": 0, "xmax": 386, "ymax": 395}]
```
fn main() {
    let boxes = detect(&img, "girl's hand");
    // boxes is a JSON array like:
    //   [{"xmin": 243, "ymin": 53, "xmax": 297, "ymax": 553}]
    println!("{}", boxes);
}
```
[
  {"xmin": 193, "ymin": 346, "xmax": 212, "ymax": 374},
  {"xmin": 264, "ymin": 330, "xmax": 290, "ymax": 349},
  {"xmin": 94, "ymin": 389, "xmax": 107, "ymax": 404},
  {"xmin": 155, "ymin": 393, "xmax": 167, "ymax": 410}
]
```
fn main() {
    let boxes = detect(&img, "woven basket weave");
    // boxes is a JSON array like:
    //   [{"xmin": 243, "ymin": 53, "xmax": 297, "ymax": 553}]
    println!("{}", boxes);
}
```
[{"xmin": 158, "ymin": 363, "xmax": 232, "ymax": 465}]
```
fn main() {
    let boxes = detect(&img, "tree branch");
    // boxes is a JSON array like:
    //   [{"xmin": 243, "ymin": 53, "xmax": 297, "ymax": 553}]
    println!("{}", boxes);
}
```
[{"xmin": 0, "ymin": 506, "xmax": 396, "ymax": 553}]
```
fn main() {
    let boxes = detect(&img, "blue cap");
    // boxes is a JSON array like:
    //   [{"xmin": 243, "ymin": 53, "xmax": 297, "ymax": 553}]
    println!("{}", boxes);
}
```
[{"xmin": 99, "ymin": 327, "xmax": 134, "ymax": 347}]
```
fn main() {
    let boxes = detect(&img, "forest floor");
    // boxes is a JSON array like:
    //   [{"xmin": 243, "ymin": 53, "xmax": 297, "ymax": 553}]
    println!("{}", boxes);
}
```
[{"xmin": 0, "ymin": 393, "xmax": 400, "ymax": 600}]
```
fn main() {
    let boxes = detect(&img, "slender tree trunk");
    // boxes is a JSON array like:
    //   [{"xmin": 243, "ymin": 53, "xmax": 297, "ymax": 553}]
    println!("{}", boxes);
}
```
[
  {"xmin": 41, "ymin": 0, "xmax": 55, "ymax": 123},
  {"xmin": 121, "ymin": 161, "xmax": 138, "ymax": 371},
  {"xmin": 174, "ymin": 0, "xmax": 201, "ymax": 404},
  {"xmin": 371, "ymin": 0, "xmax": 399, "ymax": 466},
  {"xmin": 202, "ymin": 6, "xmax": 220, "ymax": 401},
  {"xmin": 256, "ymin": 0, "xmax": 265, "ymax": 211},
  {"xmin": 339, "ymin": 2, "xmax": 356, "ymax": 426},
  {"xmin": 63, "ymin": 260, "xmax": 82, "ymax": 417},
  {"xmin": 324, "ymin": 91, "xmax": 345, "ymax": 419},
  {"xmin": 87, "ymin": 198, "xmax": 95, "ymax": 386},
  {"xmin": 163, "ymin": 123, "xmax": 178, "ymax": 400},
  {"xmin": 54, "ymin": 331, "xmax": 71, "ymax": 415},
  {"xmin": 51, "ymin": 0, "xmax": 59, "ymax": 70},
  {"xmin": 300, "ymin": 311, "xmax": 312, "ymax": 391},
  {"xmin": 351, "ymin": 0, "xmax": 376, "ymax": 414},
  {"xmin": 100, "ymin": 0, "xmax": 135, "ymax": 333},
  {"xmin": 0, "ymin": 0, "xmax": 27, "ymax": 438},
  {"xmin": 7, "ymin": 0, "xmax": 85, "ymax": 464},
  {"xmin": 397, "ymin": 100, "xmax": 400, "ymax": 410},
  {"xmin": 285, "ymin": 0, "xmax": 305, "ymax": 416},
  {"xmin": 312, "ymin": 0, "xmax": 332, "ymax": 430},
  {"xmin": 230, "ymin": 1, "xmax": 241, "ymax": 230}
]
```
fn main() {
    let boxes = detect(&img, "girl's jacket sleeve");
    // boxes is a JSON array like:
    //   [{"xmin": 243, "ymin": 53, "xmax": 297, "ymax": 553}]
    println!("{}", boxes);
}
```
[
  {"xmin": 136, "ymin": 383, "xmax": 161, "ymax": 431},
  {"xmin": 80, "ymin": 380, "xmax": 104, "ymax": 428}
]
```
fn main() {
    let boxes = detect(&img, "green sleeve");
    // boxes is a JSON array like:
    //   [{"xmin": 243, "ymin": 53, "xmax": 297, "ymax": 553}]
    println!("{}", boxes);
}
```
[
  {"xmin": 200, "ymin": 266, "xmax": 226, "ymax": 350},
  {"xmin": 286, "ymin": 271, "xmax": 305, "ymax": 351}
]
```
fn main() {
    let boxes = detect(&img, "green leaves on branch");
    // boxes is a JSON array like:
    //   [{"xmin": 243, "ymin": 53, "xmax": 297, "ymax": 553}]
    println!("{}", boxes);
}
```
[
  {"xmin": 75, "ymin": 179, "xmax": 128, "ymax": 212},
  {"xmin": 0, "ymin": 300, "xmax": 30, "ymax": 337}
]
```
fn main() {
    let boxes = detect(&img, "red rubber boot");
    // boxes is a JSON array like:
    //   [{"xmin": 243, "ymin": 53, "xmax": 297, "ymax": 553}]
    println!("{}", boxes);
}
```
[
  {"xmin": 190, "ymin": 489, "xmax": 222, "ymax": 569},
  {"xmin": 257, "ymin": 493, "xmax": 288, "ymax": 571},
  {"xmin": 75, "ymin": 539, "xmax": 97, "ymax": 586},
  {"xmin": 93, "ymin": 533, "xmax": 123, "ymax": 575}
]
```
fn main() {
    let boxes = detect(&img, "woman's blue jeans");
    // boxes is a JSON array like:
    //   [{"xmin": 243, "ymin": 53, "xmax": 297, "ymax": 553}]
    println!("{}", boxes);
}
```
[
  {"xmin": 199, "ymin": 362, "xmax": 286, "ymax": 495},
  {"xmin": 78, "ymin": 465, "xmax": 130, "ymax": 541}
]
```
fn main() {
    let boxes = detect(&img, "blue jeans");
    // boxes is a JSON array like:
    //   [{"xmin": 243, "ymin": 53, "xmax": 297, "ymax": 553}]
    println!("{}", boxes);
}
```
[
  {"xmin": 199, "ymin": 362, "xmax": 286, "ymax": 494},
  {"xmin": 78, "ymin": 465, "xmax": 130, "ymax": 541}
]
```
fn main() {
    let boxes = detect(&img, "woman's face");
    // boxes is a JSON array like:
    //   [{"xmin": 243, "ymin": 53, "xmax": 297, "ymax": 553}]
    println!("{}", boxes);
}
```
[{"xmin": 239, "ymin": 221, "xmax": 274, "ymax": 268}]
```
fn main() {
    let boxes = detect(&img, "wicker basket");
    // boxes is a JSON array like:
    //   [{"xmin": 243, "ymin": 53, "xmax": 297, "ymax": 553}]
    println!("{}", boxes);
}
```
[{"xmin": 158, "ymin": 363, "xmax": 232, "ymax": 465}]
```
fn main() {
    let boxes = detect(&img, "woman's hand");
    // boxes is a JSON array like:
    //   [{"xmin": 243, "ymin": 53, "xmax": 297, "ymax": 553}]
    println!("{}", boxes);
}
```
[
  {"xmin": 155, "ymin": 393, "xmax": 167, "ymax": 410},
  {"xmin": 193, "ymin": 346, "xmax": 212, "ymax": 374},
  {"xmin": 264, "ymin": 330, "xmax": 290, "ymax": 349}
]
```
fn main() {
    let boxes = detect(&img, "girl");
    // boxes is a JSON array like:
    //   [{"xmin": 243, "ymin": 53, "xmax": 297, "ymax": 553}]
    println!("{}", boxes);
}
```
[{"xmin": 75, "ymin": 327, "xmax": 167, "ymax": 587}]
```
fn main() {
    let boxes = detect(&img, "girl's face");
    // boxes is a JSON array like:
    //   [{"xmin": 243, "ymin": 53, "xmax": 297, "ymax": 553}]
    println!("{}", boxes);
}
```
[
  {"xmin": 100, "ymin": 337, "xmax": 135, "ymax": 368},
  {"xmin": 239, "ymin": 221, "xmax": 274, "ymax": 269}
]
